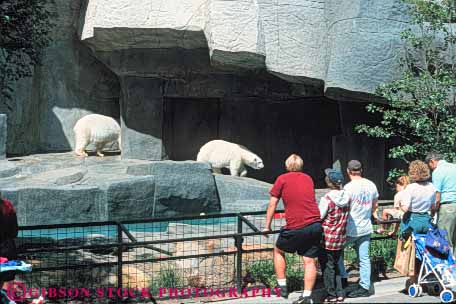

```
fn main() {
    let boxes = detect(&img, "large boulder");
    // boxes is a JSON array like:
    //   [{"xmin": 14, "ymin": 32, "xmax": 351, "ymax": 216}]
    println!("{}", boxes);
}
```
[
  {"xmin": 215, "ymin": 175, "xmax": 271, "ymax": 212},
  {"xmin": 1, "ymin": 186, "xmax": 106, "ymax": 226},
  {"xmin": 105, "ymin": 176, "xmax": 155, "ymax": 220},
  {"xmin": 128, "ymin": 161, "xmax": 221, "ymax": 216}
]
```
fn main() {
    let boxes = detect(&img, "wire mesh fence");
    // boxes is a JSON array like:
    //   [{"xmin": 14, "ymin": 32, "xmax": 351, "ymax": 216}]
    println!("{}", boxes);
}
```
[{"xmin": 10, "ymin": 204, "xmax": 399, "ymax": 303}]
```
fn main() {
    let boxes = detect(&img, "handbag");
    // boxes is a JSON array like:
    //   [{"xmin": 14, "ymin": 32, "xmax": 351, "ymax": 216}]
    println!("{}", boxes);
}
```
[
  {"xmin": 394, "ymin": 236, "xmax": 415, "ymax": 276},
  {"xmin": 425, "ymin": 228, "xmax": 450, "ymax": 257}
]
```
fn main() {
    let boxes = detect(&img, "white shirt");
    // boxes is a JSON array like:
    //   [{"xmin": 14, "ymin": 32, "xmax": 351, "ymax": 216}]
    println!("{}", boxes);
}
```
[
  {"xmin": 344, "ymin": 178, "xmax": 379, "ymax": 237},
  {"xmin": 401, "ymin": 182, "xmax": 436, "ymax": 213},
  {"xmin": 394, "ymin": 190, "xmax": 408, "ymax": 209}
]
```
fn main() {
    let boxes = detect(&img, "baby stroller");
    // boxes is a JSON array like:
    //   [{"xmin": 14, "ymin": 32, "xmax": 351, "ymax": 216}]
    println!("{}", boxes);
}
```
[
  {"xmin": 408, "ymin": 233, "xmax": 456, "ymax": 303},
  {"xmin": 0, "ymin": 259, "xmax": 32, "ymax": 304}
]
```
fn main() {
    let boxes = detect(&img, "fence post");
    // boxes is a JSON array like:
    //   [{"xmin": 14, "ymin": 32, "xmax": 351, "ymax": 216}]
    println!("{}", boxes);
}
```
[
  {"xmin": 117, "ymin": 223, "xmax": 123, "ymax": 291},
  {"xmin": 235, "ymin": 214, "xmax": 244, "ymax": 291}
]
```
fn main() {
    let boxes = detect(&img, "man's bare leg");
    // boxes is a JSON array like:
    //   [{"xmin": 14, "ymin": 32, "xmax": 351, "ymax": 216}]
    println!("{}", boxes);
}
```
[
  {"xmin": 274, "ymin": 246, "xmax": 289, "ymax": 298},
  {"xmin": 303, "ymin": 256, "xmax": 317, "ymax": 292},
  {"xmin": 274, "ymin": 246, "xmax": 286, "ymax": 279}
]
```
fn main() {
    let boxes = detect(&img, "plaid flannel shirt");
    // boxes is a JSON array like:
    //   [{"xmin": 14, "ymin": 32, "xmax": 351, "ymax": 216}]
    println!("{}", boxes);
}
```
[{"xmin": 322, "ymin": 195, "xmax": 350, "ymax": 251}]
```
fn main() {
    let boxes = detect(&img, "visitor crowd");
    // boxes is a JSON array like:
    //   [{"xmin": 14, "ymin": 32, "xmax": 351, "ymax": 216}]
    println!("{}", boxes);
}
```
[{"xmin": 264, "ymin": 152, "xmax": 456, "ymax": 304}]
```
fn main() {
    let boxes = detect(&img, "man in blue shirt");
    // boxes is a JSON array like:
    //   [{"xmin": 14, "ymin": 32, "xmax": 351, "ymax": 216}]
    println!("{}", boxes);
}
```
[{"xmin": 426, "ymin": 152, "xmax": 456, "ymax": 253}]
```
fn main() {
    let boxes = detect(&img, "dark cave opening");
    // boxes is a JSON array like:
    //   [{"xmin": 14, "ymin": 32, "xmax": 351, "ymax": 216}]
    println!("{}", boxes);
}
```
[{"xmin": 162, "ymin": 97, "xmax": 340, "ymax": 188}]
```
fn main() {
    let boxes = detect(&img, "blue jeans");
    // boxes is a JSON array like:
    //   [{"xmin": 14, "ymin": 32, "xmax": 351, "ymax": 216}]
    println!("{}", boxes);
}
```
[{"xmin": 338, "ymin": 234, "xmax": 371, "ymax": 290}]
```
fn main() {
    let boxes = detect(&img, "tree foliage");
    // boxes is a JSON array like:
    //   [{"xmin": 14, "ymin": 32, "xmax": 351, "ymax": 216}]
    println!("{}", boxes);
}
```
[
  {"xmin": 356, "ymin": 0, "xmax": 456, "ymax": 182},
  {"xmin": 0, "ymin": 0, "xmax": 54, "ymax": 108}
]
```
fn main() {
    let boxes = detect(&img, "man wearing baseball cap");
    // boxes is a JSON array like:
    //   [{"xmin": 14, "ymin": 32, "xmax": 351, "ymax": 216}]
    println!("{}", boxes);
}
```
[{"xmin": 338, "ymin": 160, "xmax": 379, "ymax": 298}]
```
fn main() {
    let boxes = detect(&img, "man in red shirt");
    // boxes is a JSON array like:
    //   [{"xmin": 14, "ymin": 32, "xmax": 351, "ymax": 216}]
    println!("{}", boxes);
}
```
[{"xmin": 264, "ymin": 154, "xmax": 322, "ymax": 304}]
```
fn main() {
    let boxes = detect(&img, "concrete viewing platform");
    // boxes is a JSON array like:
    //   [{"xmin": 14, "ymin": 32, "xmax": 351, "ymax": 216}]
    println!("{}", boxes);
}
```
[{"xmin": 162, "ymin": 277, "xmax": 441, "ymax": 304}]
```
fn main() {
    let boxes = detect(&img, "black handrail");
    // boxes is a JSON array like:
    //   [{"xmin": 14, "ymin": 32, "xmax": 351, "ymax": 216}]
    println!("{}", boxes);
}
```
[
  {"xmin": 117, "ymin": 222, "xmax": 172, "ymax": 256},
  {"xmin": 238, "ymin": 214, "xmax": 261, "ymax": 233}
]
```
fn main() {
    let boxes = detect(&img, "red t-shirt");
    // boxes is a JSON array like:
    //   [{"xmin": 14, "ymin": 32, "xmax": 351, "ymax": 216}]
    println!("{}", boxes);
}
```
[{"xmin": 270, "ymin": 172, "xmax": 321, "ymax": 230}]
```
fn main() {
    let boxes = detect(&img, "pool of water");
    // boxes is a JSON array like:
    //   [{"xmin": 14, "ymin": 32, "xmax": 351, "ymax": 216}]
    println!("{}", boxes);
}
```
[{"xmin": 18, "ymin": 217, "xmax": 238, "ymax": 240}]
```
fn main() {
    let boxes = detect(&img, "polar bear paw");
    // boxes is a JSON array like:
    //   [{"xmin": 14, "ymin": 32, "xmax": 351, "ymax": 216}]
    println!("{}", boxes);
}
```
[
  {"xmin": 240, "ymin": 169, "xmax": 248, "ymax": 177},
  {"xmin": 75, "ymin": 149, "xmax": 88, "ymax": 157}
]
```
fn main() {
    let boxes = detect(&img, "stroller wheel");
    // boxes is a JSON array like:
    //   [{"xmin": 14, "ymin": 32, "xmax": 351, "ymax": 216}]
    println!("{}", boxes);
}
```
[
  {"xmin": 440, "ymin": 290, "xmax": 454, "ymax": 303},
  {"xmin": 430, "ymin": 283, "xmax": 443, "ymax": 296},
  {"xmin": 417, "ymin": 286, "xmax": 423, "ymax": 297},
  {"xmin": 408, "ymin": 284, "xmax": 420, "ymax": 298}
]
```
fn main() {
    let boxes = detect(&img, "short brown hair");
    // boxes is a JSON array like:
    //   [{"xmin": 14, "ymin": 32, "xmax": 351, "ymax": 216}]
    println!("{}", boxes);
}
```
[
  {"xmin": 408, "ymin": 160, "xmax": 431, "ymax": 182},
  {"xmin": 396, "ymin": 175, "xmax": 410, "ymax": 187},
  {"xmin": 285, "ymin": 154, "xmax": 304, "ymax": 172}
]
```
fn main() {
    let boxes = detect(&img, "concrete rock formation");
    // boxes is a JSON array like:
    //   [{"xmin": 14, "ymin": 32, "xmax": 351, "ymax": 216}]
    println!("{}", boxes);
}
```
[
  {"xmin": 0, "ymin": 153, "xmax": 274, "ymax": 225},
  {"xmin": 0, "ymin": 114, "xmax": 6, "ymax": 160},
  {"xmin": 80, "ymin": 0, "xmax": 408, "ymax": 96}
]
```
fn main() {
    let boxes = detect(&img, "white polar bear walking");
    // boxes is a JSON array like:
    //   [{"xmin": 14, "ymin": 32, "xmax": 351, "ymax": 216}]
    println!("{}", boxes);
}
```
[
  {"xmin": 73, "ymin": 114, "xmax": 121, "ymax": 157},
  {"xmin": 197, "ymin": 140, "xmax": 264, "ymax": 177}
]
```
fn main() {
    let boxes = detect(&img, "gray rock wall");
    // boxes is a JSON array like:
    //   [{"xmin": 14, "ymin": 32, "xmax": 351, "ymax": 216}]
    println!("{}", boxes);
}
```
[
  {"xmin": 37, "ymin": 38, "xmax": 120, "ymax": 152},
  {"xmin": 1, "ymin": 0, "xmax": 120, "ymax": 156},
  {"xmin": 120, "ymin": 77, "xmax": 163, "ymax": 160},
  {"xmin": 81, "ymin": 0, "xmax": 409, "ymax": 95},
  {"xmin": 325, "ymin": 0, "xmax": 409, "ymax": 99},
  {"xmin": 0, "ymin": 114, "xmax": 6, "ymax": 159},
  {"xmin": 332, "ymin": 102, "xmax": 386, "ymax": 194}
]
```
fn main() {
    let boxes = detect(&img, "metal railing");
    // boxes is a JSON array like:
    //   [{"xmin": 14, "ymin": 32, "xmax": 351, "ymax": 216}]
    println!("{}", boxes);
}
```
[{"xmin": 12, "ymin": 203, "xmax": 398, "ymax": 302}]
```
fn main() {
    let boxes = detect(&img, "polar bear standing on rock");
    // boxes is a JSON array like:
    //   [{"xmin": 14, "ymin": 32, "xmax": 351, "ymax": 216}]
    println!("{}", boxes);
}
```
[
  {"xmin": 73, "ymin": 114, "xmax": 121, "ymax": 157},
  {"xmin": 197, "ymin": 140, "xmax": 264, "ymax": 177}
]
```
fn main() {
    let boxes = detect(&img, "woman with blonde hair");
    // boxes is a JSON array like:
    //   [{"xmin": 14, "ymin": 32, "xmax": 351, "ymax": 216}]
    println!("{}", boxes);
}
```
[
  {"xmin": 264, "ymin": 154, "xmax": 322, "ymax": 304},
  {"xmin": 399, "ymin": 160, "xmax": 436, "ymax": 235}
]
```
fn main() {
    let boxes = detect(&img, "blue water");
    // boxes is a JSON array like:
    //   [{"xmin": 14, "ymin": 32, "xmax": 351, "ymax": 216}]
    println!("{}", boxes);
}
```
[{"xmin": 19, "ymin": 217, "xmax": 237, "ymax": 240}]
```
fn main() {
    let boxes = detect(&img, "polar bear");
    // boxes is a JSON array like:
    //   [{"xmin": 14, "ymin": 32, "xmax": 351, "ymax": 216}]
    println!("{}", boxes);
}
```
[
  {"xmin": 73, "ymin": 114, "xmax": 121, "ymax": 157},
  {"xmin": 196, "ymin": 140, "xmax": 264, "ymax": 177}
]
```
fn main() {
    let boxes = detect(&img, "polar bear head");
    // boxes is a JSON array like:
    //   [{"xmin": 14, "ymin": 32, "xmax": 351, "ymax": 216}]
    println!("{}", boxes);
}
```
[{"xmin": 243, "ymin": 151, "xmax": 264, "ymax": 170}]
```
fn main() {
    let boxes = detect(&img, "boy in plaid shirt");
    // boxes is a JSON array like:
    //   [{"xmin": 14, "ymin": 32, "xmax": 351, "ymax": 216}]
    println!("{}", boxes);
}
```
[{"xmin": 319, "ymin": 168, "xmax": 350, "ymax": 302}]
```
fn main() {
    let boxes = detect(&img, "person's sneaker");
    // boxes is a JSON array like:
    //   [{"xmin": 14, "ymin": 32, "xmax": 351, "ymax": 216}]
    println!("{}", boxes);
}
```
[
  {"xmin": 347, "ymin": 285, "xmax": 370, "ymax": 298},
  {"xmin": 276, "ymin": 285, "xmax": 288, "ymax": 299},
  {"xmin": 369, "ymin": 283, "xmax": 376, "ymax": 296},
  {"xmin": 344, "ymin": 283, "xmax": 358, "ymax": 294},
  {"xmin": 292, "ymin": 296, "xmax": 314, "ymax": 304}
]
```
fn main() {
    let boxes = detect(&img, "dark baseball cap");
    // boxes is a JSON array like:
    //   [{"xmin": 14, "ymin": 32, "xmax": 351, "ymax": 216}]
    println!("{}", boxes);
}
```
[
  {"xmin": 325, "ymin": 168, "xmax": 344, "ymax": 184},
  {"xmin": 347, "ymin": 160, "xmax": 362, "ymax": 171}
]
